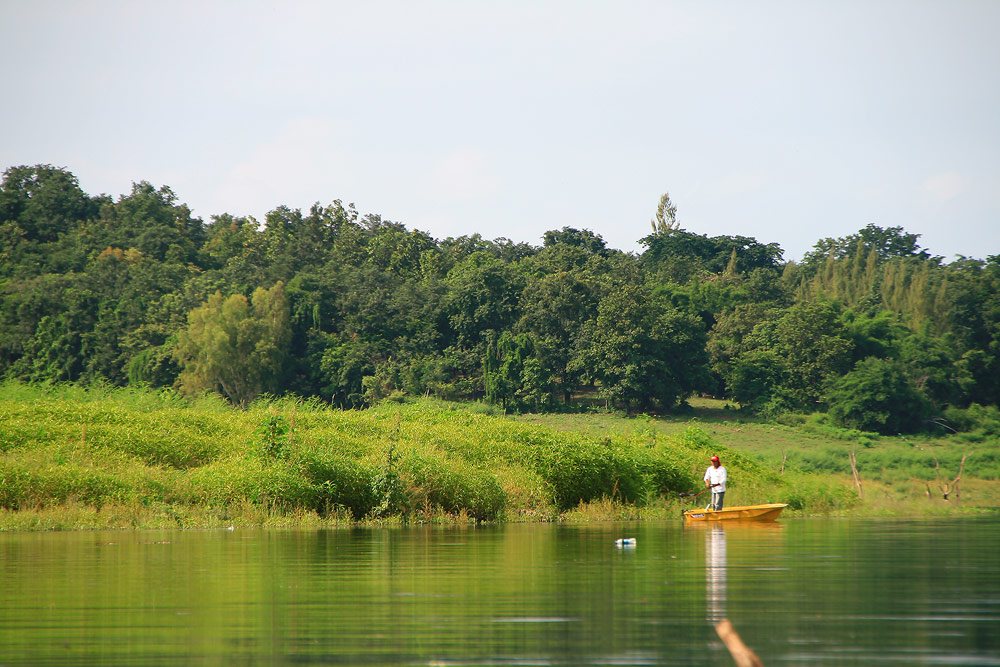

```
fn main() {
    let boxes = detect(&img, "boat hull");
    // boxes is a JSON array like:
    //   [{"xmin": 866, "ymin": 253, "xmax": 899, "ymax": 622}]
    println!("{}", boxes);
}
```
[{"xmin": 684, "ymin": 503, "xmax": 788, "ymax": 522}]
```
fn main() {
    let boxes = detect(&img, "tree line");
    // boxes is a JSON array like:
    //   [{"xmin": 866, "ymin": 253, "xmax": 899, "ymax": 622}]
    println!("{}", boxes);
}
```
[{"xmin": 2, "ymin": 165, "xmax": 998, "ymax": 433}]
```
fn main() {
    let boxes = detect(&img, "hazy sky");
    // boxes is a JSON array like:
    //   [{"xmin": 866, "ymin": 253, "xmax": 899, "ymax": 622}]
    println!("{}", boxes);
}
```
[{"xmin": 3, "ymin": 1, "xmax": 998, "ymax": 261}]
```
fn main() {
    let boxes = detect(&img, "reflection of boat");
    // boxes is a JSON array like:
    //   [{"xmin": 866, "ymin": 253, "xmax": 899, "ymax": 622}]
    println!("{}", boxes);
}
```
[{"xmin": 684, "ymin": 503, "xmax": 788, "ymax": 522}]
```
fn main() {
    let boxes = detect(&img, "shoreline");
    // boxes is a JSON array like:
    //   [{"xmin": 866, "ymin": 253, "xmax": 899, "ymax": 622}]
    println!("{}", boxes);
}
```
[
  {"xmin": 4, "ymin": 388, "xmax": 998, "ymax": 533},
  {"xmin": 3, "ymin": 490, "xmax": 998, "ymax": 532}
]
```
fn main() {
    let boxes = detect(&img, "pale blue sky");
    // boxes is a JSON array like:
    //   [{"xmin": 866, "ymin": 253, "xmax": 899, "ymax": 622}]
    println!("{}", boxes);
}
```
[{"xmin": 3, "ymin": 1, "xmax": 998, "ymax": 261}]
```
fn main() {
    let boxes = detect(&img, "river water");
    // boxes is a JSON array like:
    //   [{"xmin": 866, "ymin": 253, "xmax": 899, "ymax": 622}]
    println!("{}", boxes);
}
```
[{"xmin": 1, "ymin": 517, "xmax": 997, "ymax": 665}]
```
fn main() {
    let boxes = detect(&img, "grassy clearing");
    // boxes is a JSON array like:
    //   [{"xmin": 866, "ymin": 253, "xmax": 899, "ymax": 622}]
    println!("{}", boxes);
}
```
[{"xmin": 1, "ymin": 384, "xmax": 997, "ymax": 531}]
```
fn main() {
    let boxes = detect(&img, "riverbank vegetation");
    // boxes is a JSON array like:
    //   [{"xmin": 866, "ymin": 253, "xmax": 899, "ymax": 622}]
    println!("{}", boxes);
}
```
[
  {"xmin": 1, "ymin": 383, "xmax": 996, "ymax": 531},
  {"xmin": 2, "ymin": 165, "xmax": 998, "ymax": 529},
  {"xmin": 2, "ymin": 166, "xmax": 999, "ymax": 435}
]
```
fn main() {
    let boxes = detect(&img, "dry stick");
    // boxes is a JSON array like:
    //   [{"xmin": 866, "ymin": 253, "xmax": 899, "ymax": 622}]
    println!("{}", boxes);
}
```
[
  {"xmin": 951, "ymin": 453, "xmax": 966, "ymax": 500},
  {"xmin": 848, "ymin": 449, "xmax": 863, "ymax": 499},
  {"xmin": 715, "ymin": 619, "xmax": 765, "ymax": 667},
  {"xmin": 779, "ymin": 452, "xmax": 786, "ymax": 474},
  {"xmin": 933, "ymin": 453, "xmax": 967, "ymax": 500}
]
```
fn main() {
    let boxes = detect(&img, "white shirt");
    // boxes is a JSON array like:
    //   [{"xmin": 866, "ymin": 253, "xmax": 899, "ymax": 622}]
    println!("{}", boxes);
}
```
[{"xmin": 704, "ymin": 465, "xmax": 727, "ymax": 493}]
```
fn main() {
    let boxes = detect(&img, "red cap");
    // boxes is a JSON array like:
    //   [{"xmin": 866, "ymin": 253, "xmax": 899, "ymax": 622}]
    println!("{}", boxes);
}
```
[{"xmin": 710, "ymin": 456, "xmax": 720, "ymax": 462}]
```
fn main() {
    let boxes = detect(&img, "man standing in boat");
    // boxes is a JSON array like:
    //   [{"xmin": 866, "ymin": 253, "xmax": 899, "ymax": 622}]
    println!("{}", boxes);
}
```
[{"xmin": 704, "ymin": 455, "xmax": 727, "ymax": 511}]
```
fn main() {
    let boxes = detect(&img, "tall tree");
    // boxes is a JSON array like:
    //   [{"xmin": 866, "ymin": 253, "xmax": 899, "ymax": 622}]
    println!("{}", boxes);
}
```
[
  {"xmin": 640, "ymin": 229, "xmax": 782, "ymax": 282},
  {"xmin": 827, "ymin": 357, "xmax": 929, "ymax": 434},
  {"xmin": 542, "ymin": 226, "xmax": 608, "ymax": 256},
  {"xmin": 729, "ymin": 300, "xmax": 854, "ymax": 412},
  {"xmin": 484, "ymin": 331, "xmax": 535, "ymax": 411},
  {"xmin": 650, "ymin": 192, "xmax": 679, "ymax": 234},
  {"xmin": 104, "ymin": 181, "xmax": 205, "ymax": 263},
  {"xmin": 945, "ymin": 256, "xmax": 1000, "ymax": 406},
  {"xmin": 577, "ymin": 285, "xmax": 710, "ymax": 414},
  {"xmin": 768, "ymin": 300, "xmax": 855, "ymax": 408},
  {"xmin": 443, "ymin": 253, "xmax": 523, "ymax": 350},
  {"xmin": 174, "ymin": 282, "xmax": 291, "ymax": 406},
  {"xmin": 0, "ymin": 165, "xmax": 96, "ymax": 244},
  {"xmin": 799, "ymin": 223, "xmax": 930, "ymax": 279},
  {"xmin": 516, "ymin": 271, "xmax": 599, "ymax": 403},
  {"xmin": 0, "ymin": 165, "xmax": 99, "ymax": 277}
]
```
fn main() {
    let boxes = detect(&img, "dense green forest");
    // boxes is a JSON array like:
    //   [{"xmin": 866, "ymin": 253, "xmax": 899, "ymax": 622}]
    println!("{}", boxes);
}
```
[{"xmin": 2, "ymin": 165, "xmax": 998, "ymax": 435}]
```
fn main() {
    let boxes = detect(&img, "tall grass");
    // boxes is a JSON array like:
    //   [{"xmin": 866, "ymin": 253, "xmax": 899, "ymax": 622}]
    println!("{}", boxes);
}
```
[
  {"xmin": 2, "ymin": 382, "xmax": 995, "ymax": 530},
  {"xmin": 1, "ymin": 383, "xmax": 709, "ymax": 528}
]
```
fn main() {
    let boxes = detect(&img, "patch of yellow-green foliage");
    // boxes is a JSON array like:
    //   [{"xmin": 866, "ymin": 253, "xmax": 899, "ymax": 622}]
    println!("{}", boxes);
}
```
[
  {"xmin": 3, "ymin": 384, "xmax": 994, "ymax": 531},
  {"xmin": 0, "ymin": 382, "xmax": 781, "ymax": 530}
]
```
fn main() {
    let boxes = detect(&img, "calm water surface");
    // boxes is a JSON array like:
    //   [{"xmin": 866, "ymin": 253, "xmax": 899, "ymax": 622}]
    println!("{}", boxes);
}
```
[{"xmin": 1, "ymin": 517, "xmax": 998, "ymax": 665}]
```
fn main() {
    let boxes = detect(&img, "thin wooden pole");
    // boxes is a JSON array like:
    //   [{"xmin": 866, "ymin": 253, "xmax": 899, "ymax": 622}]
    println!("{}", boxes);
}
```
[{"xmin": 848, "ymin": 449, "xmax": 863, "ymax": 499}]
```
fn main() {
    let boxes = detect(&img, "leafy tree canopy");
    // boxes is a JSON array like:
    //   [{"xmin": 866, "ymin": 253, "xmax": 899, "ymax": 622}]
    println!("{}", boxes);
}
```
[
  {"xmin": 1, "ymin": 166, "xmax": 996, "ymax": 428},
  {"xmin": 174, "ymin": 282, "xmax": 291, "ymax": 406},
  {"xmin": 800, "ymin": 223, "xmax": 931, "ymax": 275},
  {"xmin": 827, "ymin": 357, "xmax": 929, "ymax": 434}
]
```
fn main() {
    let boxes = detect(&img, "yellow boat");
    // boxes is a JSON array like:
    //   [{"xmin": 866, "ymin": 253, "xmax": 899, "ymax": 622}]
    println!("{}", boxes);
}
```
[{"xmin": 684, "ymin": 503, "xmax": 788, "ymax": 522}]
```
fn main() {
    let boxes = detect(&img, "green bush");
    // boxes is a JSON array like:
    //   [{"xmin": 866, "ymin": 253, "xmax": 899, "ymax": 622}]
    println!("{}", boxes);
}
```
[
  {"xmin": 93, "ymin": 426, "xmax": 221, "ymax": 469},
  {"xmin": 186, "ymin": 459, "xmax": 318, "ymax": 509},
  {"xmin": 827, "ymin": 357, "xmax": 930, "ymax": 434},
  {"xmin": 403, "ymin": 452, "xmax": 507, "ymax": 521},
  {"xmin": 799, "ymin": 413, "xmax": 880, "ymax": 443},
  {"xmin": 255, "ymin": 414, "xmax": 292, "ymax": 459},
  {"xmin": 673, "ymin": 426, "xmax": 716, "ymax": 450},
  {"xmin": 942, "ymin": 403, "xmax": 1000, "ymax": 435},
  {"xmin": 370, "ymin": 445, "xmax": 409, "ymax": 518},
  {"xmin": 12, "ymin": 383, "xmax": 992, "ymax": 528},
  {"xmin": 530, "ymin": 440, "xmax": 647, "ymax": 509},
  {"xmin": 640, "ymin": 447, "xmax": 698, "ymax": 496},
  {"xmin": 0, "ymin": 459, "xmax": 133, "ymax": 509},
  {"xmin": 295, "ymin": 446, "xmax": 377, "ymax": 518},
  {"xmin": 779, "ymin": 474, "xmax": 857, "ymax": 512},
  {"xmin": 774, "ymin": 412, "xmax": 808, "ymax": 427}
]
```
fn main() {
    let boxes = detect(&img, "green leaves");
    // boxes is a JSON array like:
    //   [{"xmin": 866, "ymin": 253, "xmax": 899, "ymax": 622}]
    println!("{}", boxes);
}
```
[
  {"xmin": 725, "ymin": 300, "xmax": 854, "ymax": 413},
  {"xmin": 370, "ymin": 444, "xmax": 408, "ymax": 519},
  {"xmin": 827, "ymin": 357, "xmax": 929, "ymax": 434},
  {"xmin": 174, "ymin": 283, "xmax": 291, "ymax": 406},
  {"xmin": 578, "ymin": 285, "xmax": 710, "ymax": 414},
  {"xmin": 443, "ymin": 253, "xmax": 523, "ymax": 350},
  {"xmin": 484, "ymin": 331, "xmax": 550, "ymax": 412},
  {"xmin": 2, "ymin": 165, "xmax": 998, "ymax": 432},
  {"xmin": 255, "ymin": 414, "xmax": 292, "ymax": 459},
  {"xmin": 0, "ymin": 165, "xmax": 97, "ymax": 245}
]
